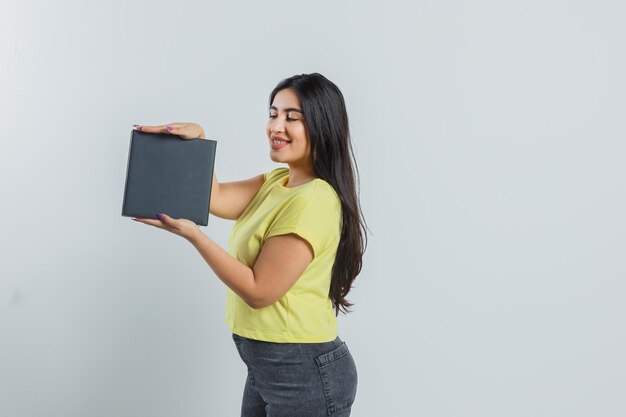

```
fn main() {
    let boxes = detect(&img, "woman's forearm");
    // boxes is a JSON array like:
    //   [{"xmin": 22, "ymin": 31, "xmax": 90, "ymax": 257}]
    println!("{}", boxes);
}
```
[{"xmin": 186, "ymin": 230, "xmax": 261, "ymax": 308}]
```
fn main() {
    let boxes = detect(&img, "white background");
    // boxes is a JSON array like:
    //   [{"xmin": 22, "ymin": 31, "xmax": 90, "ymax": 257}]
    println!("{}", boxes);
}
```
[{"xmin": 1, "ymin": 1, "xmax": 624, "ymax": 416}]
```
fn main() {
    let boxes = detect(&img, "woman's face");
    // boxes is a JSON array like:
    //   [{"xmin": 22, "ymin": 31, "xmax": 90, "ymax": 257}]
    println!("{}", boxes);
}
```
[{"xmin": 266, "ymin": 88, "xmax": 312, "ymax": 169}]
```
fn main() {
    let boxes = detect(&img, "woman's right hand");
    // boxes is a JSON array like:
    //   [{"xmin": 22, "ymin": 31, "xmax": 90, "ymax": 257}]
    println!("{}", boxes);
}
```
[{"xmin": 133, "ymin": 122, "xmax": 206, "ymax": 140}]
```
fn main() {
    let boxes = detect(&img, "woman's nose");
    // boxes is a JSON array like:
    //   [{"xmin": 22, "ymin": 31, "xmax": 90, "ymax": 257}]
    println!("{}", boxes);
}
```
[{"xmin": 271, "ymin": 119, "xmax": 285, "ymax": 133}]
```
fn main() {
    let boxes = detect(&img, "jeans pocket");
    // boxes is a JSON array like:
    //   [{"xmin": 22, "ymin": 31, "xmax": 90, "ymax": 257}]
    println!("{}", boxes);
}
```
[{"xmin": 315, "ymin": 342, "xmax": 358, "ymax": 415}]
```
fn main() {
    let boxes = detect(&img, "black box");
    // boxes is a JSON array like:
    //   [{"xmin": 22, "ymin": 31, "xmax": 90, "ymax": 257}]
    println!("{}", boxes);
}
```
[{"xmin": 121, "ymin": 130, "xmax": 217, "ymax": 226}]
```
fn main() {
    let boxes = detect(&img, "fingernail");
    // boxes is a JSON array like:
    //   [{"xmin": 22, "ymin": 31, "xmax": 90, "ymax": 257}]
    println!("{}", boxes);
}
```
[
  {"xmin": 156, "ymin": 213, "xmax": 163, "ymax": 220},
  {"xmin": 166, "ymin": 126, "xmax": 173, "ymax": 131}
]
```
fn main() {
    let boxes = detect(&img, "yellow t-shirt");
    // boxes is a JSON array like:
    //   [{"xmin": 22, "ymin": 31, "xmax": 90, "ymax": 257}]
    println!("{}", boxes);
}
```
[{"xmin": 225, "ymin": 167, "xmax": 342, "ymax": 343}]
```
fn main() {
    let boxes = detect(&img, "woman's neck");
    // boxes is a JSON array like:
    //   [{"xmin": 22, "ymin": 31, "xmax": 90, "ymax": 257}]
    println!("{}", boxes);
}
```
[{"xmin": 285, "ymin": 164, "xmax": 317, "ymax": 188}]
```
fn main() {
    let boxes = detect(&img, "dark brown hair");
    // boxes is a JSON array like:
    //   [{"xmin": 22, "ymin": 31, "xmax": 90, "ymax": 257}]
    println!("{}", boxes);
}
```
[{"xmin": 269, "ymin": 73, "xmax": 367, "ymax": 315}]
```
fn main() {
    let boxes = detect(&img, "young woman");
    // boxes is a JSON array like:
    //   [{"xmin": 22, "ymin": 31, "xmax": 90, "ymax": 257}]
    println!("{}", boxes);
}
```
[{"xmin": 132, "ymin": 73, "xmax": 366, "ymax": 417}]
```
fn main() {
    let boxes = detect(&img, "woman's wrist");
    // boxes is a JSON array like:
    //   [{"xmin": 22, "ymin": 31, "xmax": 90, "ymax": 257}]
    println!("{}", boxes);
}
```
[{"xmin": 185, "ymin": 226, "xmax": 205, "ymax": 244}]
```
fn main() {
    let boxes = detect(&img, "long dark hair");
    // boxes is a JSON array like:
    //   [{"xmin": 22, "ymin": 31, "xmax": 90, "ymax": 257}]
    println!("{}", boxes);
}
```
[{"xmin": 269, "ymin": 73, "xmax": 367, "ymax": 315}]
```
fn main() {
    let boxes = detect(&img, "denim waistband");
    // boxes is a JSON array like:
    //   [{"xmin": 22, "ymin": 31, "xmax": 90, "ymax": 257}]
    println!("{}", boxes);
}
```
[{"xmin": 232, "ymin": 333, "xmax": 342, "ymax": 346}]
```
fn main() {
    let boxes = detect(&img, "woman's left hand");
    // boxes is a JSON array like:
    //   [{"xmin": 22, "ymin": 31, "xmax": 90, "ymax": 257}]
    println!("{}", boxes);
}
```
[{"xmin": 132, "ymin": 213, "xmax": 200, "ymax": 241}]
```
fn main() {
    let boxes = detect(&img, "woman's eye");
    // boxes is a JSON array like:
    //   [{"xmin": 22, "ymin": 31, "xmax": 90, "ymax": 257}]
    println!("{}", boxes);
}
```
[{"xmin": 268, "ymin": 114, "xmax": 298, "ymax": 122}]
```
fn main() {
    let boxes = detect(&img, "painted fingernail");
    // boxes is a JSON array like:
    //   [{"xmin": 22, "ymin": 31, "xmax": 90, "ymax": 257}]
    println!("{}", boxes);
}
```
[
  {"xmin": 166, "ymin": 126, "xmax": 173, "ymax": 131},
  {"xmin": 156, "ymin": 213, "xmax": 163, "ymax": 220}
]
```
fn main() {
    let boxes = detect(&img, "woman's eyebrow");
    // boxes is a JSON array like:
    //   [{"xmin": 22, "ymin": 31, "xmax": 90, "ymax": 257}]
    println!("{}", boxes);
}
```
[{"xmin": 269, "ymin": 105, "xmax": 303, "ymax": 114}]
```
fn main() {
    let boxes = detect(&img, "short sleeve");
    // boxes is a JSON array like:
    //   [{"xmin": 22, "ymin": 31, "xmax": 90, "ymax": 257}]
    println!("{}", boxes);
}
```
[
  {"xmin": 264, "ymin": 167, "xmax": 288, "ymax": 185},
  {"xmin": 265, "ymin": 184, "xmax": 341, "ymax": 257}
]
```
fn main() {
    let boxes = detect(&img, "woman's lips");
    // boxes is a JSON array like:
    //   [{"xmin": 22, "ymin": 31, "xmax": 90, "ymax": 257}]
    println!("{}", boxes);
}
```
[
  {"xmin": 271, "ymin": 140, "xmax": 290, "ymax": 150},
  {"xmin": 271, "ymin": 136, "xmax": 290, "ymax": 150}
]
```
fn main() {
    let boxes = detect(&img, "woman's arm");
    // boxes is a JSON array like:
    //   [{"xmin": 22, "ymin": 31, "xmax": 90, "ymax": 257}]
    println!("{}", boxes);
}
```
[
  {"xmin": 133, "ymin": 213, "xmax": 311, "ymax": 308},
  {"xmin": 187, "ymin": 230, "xmax": 313, "ymax": 309},
  {"xmin": 210, "ymin": 173, "xmax": 265, "ymax": 220}
]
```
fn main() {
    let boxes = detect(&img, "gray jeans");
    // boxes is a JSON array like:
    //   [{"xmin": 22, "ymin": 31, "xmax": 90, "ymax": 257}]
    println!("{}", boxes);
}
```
[{"xmin": 232, "ymin": 333, "xmax": 358, "ymax": 417}]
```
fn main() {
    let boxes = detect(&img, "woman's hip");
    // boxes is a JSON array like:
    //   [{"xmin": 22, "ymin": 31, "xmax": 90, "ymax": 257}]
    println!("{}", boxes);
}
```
[{"xmin": 232, "ymin": 333, "xmax": 358, "ymax": 415}]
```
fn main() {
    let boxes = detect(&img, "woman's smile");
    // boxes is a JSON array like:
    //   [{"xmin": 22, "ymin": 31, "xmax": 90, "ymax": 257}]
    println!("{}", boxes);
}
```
[{"xmin": 271, "ymin": 135, "xmax": 291, "ymax": 149}]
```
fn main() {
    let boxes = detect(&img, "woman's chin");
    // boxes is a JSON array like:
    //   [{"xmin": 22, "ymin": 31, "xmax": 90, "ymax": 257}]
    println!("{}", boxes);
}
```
[{"xmin": 269, "ymin": 153, "xmax": 288, "ymax": 163}]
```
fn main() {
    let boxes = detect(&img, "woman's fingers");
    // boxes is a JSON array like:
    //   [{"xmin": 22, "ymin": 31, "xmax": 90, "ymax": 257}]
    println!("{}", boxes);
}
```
[
  {"xmin": 133, "ymin": 122, "xmax": 201, "ymax": 140},
  {"xmin": 134, "ymin": 124, "xmax": 174, "ymax": 134}
]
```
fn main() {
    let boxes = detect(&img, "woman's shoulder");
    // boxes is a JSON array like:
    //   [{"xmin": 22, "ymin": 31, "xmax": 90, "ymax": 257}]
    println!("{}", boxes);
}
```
[
  {"xmin": 313, "ymin": 177, "xmax": 340, "ymax": 203},
  {"xmin": 293, "ymin": 178, "xmax": 341, "ymax": 215},
  {"xmin": 264, "ymin": 167, "xmax": 289, "ymax": 183},
  {"xmin": 262, "ymin": 168, "xmax": 340, "ymax": 210}
]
